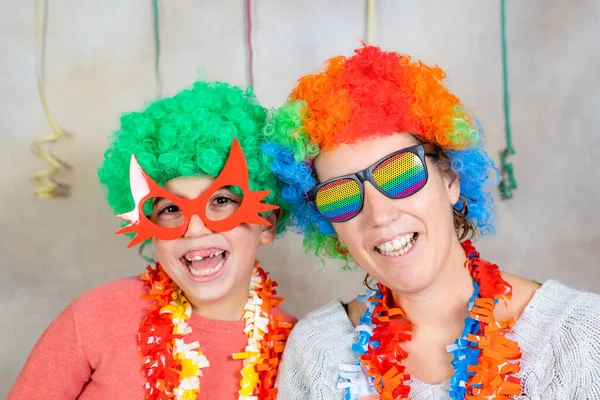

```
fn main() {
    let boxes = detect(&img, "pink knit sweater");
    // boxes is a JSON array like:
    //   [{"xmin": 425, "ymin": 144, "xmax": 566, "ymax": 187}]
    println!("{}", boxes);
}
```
[{"xmin": 8, "ymin": 276, "xmax": 296, "ymax": 400}]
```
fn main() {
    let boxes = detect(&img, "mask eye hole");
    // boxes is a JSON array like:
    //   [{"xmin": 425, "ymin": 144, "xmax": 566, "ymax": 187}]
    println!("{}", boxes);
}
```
[
  {"xmin": 205, "ymin": 186, "xmax": 244, "ymax": 222},
  {"xmin": 145, "ymin": 197, "xmax": 185, "ymax": 228}
]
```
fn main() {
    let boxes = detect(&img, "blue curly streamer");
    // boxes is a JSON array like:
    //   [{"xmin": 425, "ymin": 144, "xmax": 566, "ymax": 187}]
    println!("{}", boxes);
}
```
[{"xmin": 447, "ymin": 280, "xmax": 481, "ymax": 398}]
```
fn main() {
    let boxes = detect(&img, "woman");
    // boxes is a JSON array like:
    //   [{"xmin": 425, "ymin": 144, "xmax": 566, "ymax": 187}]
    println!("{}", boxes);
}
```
[
  {"xmin": 267, "ymin": 46, "xmax": 600, "ymax": 399},
  {"xmin": 9, "ymin": 80, "xmax": 296, "ymax": 400}
]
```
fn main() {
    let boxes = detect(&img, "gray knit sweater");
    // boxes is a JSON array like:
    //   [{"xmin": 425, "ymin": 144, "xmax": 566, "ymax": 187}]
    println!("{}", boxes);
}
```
[{"xmin": 277, "ymin": 280, "xmax": 600, "ymax": 399}]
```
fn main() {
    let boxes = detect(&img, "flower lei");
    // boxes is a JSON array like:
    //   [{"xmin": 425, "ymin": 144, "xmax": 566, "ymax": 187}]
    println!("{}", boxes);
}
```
[
  {"xmin": 340, "ymin": 240, "xmax": 522, "ymax": 400},
  {"xmin": 138, "ymin": 260, "xmax": 292, "ymax": 400}
]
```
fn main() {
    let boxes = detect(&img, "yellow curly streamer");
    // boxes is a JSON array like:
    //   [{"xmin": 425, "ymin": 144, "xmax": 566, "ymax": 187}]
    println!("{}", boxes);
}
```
[
  {"xmin": 233, "ymin": 267, "xmax": 267, "ymax": 398},
  {"xmin": 238, "ymin": 363, "xmax": 260, "ymax": 397},
  {"xmin": 164, "ymin": 288, "xmax": 207, "ymax": 400},
  {"xmin": 33, "ymin": 0, "xmax": 68, "ymax": 198},
  {"xmin": 159, "ymin": 265, "xmax": 280, "ymax": 399},
  {"xmin": 366, "ymin": 0, "xmax": 375, "ymax": 45}
]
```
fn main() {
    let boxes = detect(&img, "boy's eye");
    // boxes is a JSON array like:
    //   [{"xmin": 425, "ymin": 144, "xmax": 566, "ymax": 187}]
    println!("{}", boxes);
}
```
[
  {"xmin": 214, "ymin": 196, "xmax": 233, "ymax": 205},
  {"xmin": 159, "ymin": 204, "xmax": 181, "ymax": 214}
]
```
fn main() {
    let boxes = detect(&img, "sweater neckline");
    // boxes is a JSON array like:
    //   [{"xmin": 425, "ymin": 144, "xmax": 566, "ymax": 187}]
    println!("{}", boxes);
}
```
[{"xmin": 187, "ymin": 313, "xmax": 246, "ymax": 333}]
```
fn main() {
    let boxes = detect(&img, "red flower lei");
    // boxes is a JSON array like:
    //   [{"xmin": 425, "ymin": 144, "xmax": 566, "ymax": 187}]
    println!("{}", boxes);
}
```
[
  {"xmin": 137, "ymin": 261, "xmax": 292, "ymax": 400},
  {"xmin": 359, "ymin": 240, "xmax": 522, "ymax": 399}
]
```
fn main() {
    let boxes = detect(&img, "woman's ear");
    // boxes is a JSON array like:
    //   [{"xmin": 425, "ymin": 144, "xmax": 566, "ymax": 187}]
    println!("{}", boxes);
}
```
[
  {"xmin": 259, "ymin": 210, "xmax": 281, "ymax": 245},
  {"xmin": 443, "ymin": 168, "xmax": 461, "ymax": 205}
]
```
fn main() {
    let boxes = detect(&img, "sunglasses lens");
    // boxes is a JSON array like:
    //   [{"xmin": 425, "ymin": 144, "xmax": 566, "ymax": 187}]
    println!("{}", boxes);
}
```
[
  {"xmin": 373, "ymin": 151, "xmax": 427, "ymax": 198},
  {"xmin": 315, "ymin": 178, "xmax": 362, "ymax": 222}
]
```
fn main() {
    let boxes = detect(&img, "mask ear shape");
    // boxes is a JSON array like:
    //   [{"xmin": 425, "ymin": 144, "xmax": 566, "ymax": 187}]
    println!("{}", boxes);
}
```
[{"xmin": 115, "ymin": 155, "xmax": 175, "ymax": 248}]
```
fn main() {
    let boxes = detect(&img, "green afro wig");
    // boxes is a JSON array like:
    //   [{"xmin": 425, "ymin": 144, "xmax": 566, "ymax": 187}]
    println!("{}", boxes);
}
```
[{"xmin": 98, "ymin": 80, "xmax": 290, "ymax": 236}]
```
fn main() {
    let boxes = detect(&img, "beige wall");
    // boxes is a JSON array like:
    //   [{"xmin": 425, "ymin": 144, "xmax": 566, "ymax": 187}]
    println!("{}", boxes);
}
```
[{"xmin": 1, "ymin": 0, "xmax": 599, "ymax": 395}]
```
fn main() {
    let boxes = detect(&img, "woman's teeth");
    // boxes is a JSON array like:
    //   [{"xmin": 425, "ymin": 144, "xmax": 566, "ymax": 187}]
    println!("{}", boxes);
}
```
[
  {"xmin": 188, "ymin": 257, "xmax": 225, "ymax": 276},
  {"xmin": 376, "ymin": 233, "xmax": 417, "ymax": 256}
]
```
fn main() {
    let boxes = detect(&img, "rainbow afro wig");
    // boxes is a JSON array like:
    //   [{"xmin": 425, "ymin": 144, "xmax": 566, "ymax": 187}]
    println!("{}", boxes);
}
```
[
  {"xmin": 98, "ymin": 80, "xmax": 292, "ymax": 236},
  {"xmin": 263, "ymin": 45, "xmax": 498, "ymax": 265}
]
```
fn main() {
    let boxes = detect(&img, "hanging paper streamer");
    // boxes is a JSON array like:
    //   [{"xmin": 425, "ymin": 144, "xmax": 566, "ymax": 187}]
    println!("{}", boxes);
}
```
[
  {"xmin": 499, "ymin": 0, "xmax": 517, "ymax": 200},
  {"xmin": 245, "ymin": 0, "xmax": 255, "ymax": 87},
  {"xmin": 33, "ymin": 0, "xmax": 69, "ymax": 198},
  {"xmin": 152, "ymin": 0, "xmax": 162, "ymax": 98},
  {"xmin": 137, "ymin": 0, "xmax": 162, "ymax": 261},
  {"xmin": 366, "ymin": 0, "xmax": 375, "ymax": 45}
]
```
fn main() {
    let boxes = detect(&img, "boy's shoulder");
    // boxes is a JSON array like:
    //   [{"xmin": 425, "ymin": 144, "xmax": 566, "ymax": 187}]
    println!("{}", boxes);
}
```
[
  {"xmin": 70, "ymin": 276, "xmax": 149, "ymax": 328},
  {"xmin": 271, "ymin": 306, "xmax": 298, "ymax": 325},
  {"xmin": 73, "ymin": 276, "xmax": 146, "ymax": 308}
]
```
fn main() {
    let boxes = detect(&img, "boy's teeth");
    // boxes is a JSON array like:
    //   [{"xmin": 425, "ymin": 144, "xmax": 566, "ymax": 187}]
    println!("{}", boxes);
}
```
[
  {"xmin": 187, "ymin": 258, "xmax": 225, "ymax": 276},
  {"xmin": 185, "ymin": 250, "xmax": 224, "ymax": 262},
  {"xmin": 376, "ymin": 233, "xmax": 416, "ymax": 256}
]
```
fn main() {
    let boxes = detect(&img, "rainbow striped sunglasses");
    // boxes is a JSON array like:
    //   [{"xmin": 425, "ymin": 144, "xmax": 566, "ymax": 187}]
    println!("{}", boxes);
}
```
[{"xmin": 307, "ymin": 144, "xmax": 439, "ymax": 223}]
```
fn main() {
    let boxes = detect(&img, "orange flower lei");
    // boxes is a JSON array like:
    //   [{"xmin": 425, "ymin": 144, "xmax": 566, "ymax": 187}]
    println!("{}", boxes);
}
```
[
  {"xmin": 357, "ymin": 240, "xmax": 522, "ymax": 400},
  {"xmin": 137, "ymin": 261, "xmax": 292, "ymax": 400}
]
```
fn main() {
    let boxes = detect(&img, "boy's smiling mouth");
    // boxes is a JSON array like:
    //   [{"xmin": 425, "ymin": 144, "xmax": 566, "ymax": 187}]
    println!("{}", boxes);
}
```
[{"xmin": 181, "ymin": 248, "xmax": 229, "ymax": 277}]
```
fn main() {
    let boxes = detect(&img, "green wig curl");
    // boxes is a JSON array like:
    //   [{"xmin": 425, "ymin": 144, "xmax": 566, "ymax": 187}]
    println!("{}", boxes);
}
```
[{"xmin": 98, "ymin": 80, "xmax": 290, "ymax": 237}]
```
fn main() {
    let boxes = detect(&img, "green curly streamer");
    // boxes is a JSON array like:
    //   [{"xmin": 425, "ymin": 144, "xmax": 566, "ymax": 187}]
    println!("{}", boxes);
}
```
[{"xmin": 499, "ymin": 0, "xmax": 517, "ymax": 200}]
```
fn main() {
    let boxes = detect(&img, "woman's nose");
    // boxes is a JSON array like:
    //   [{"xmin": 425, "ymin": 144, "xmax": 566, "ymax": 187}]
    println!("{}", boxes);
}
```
[{"xmin": 361, "ymin": 182, "xmax": 402, "ymax": 228}]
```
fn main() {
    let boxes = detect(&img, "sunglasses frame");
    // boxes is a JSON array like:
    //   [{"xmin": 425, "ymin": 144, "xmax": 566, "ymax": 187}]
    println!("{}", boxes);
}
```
[{"xmin": 307, "ymin": 143, "xmax": 439, "ymax": 223}]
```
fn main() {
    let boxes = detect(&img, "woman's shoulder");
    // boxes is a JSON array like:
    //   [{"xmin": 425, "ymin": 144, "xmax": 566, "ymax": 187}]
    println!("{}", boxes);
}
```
[
  {"xmin": 520, "ymin": 279, "xmax": 600, "ymax": 330},
  {"xmin": 279, "ymin": 300, "xmax": 359, "ymax": 390},
  {"xmin": 285, "ymin": 300, "xmax": 357, "ymax": 361},
  {"xmin": 278, "ymin": 300, "xmax": 357, "ymax": 399},
  {"xmin": 513, "ymin": 280, "xmax": 600, "ymax": 396},
  {"xmin": 512, "ymin": 279, "xmax": 600, "ymax": 361},
  {"xmin": 538, "ymin": 279, "xmax": 600, "ymax": 337},
  {"xmin": 296, "ymin": 299, "xmax": 355, "ymax": 333}
]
